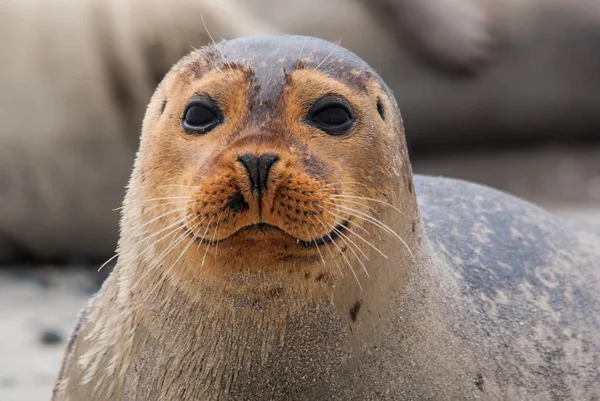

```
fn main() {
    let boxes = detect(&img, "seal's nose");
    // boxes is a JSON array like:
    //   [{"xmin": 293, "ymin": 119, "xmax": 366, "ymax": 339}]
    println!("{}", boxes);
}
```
[{"xmin": 237, "ymin": 153, "xmax": 279, "ymax": 194}]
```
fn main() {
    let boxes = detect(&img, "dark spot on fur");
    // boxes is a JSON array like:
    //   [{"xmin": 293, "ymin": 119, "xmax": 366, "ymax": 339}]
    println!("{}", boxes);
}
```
[
  {"xmin": 408, "ymin": 180, "xmax": 413, "ymax": 194},
  {"xmin": 226, "ymin": 192, "xmax": 249, "ymax": 213},
  {"xmin": 305, "ymin": 272, "xmax": 311, "ymax": 279},
  {"xmin": 376, "ymin": 97, "xmax": 385, "ymax": 120},
  {"xmin": 269, "ymin": 287, "xmax": 283, "ymax": 298},
  {"xmin": 349, "ymin": 300, "xmax": 362, "ymax": 321},
  {"xmin": 293, "ymin": 60, "xmax": 306, "ymax": 70},
  {"xmin": 475, "ymin": 373, "xmax": 484, "ymax": 391},
  {"xmin": 316, "ymin": 272, "xmax": 329, "ymax": 282},
  {"xmin": 303, "ymin": 154, "xmax": 329, "ymax": 179},
  {"xmin": 189, "ymin": 48, "xmax": 222, "ymax": 79},
  {"xmin": 411, "ymin": 221, "xmax": 416, "ymax": 233},
  {"xmin": 283, "ymin": 68, "xmax": 293, "ymax": 85},
  {"xmin": 160, "ymin": 100, "xmax": 167, "ymax": 115},
  {"xmin": 221, "ymin": 62, "xmax": 247, "ymax": 72}
]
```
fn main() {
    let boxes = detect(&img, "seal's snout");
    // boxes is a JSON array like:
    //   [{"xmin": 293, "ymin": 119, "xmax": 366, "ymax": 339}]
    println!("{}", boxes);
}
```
[{"xmin": 237, "ymin": 153, "xmax": 279, "ymax": 194}]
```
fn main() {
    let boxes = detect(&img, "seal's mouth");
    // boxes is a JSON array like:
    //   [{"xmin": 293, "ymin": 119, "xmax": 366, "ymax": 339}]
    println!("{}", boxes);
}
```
[{"xmin": 188, "ymin": 221, "xmax": 349, "ymax": 248}]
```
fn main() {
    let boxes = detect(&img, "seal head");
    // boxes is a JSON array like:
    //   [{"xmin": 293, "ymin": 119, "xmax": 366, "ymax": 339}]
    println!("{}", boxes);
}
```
[{"xmin": 136, "ymin": 35, "xmax": 411, "ymax": 277}]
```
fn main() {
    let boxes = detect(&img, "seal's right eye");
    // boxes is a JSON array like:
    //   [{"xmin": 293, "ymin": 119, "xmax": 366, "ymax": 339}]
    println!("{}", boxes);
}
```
[
  {"xmin": 182, "ymin": 96, "xmax": 223, "ymax": 134},
  {"xmin": 306, "ymin": 96, "xmax": 355, "ymax": 135}
]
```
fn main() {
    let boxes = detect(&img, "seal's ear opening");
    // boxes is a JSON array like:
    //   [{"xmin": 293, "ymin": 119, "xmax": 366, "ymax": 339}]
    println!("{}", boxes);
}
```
[{"xmin": 376, "ymin": 97, "xmax": 385, "ymax": 121}]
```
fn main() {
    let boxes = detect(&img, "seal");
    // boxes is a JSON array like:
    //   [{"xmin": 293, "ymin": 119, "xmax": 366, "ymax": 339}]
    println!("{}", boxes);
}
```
[{"xmin": 52, "ymin": 36, "xmax": 599, "ymax": 400}]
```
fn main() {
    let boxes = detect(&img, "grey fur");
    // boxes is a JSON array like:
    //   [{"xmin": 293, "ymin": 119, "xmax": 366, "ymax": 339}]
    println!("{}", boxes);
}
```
[{"xmin": 416, "ymin": 176, "xmax": 600, "ymax": 399}]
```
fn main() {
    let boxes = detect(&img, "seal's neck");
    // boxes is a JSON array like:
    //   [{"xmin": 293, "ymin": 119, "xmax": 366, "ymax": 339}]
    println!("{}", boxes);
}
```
[
  {"xmin": 106, "ymin": 171, "xmax": 422, "ymax": 397},
  {"xmin": 118, "ymin": 188, "xmax": 420, "ymax": 342},
  {"xmin": 115, "ymin": 153, "xmax": 422, "ymax": 339}
]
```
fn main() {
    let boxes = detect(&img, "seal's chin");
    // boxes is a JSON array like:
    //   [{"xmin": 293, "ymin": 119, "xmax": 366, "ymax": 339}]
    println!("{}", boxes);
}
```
[{"xmin": 190, "ymin": 221, "xmax": 349, "ymax": 249}]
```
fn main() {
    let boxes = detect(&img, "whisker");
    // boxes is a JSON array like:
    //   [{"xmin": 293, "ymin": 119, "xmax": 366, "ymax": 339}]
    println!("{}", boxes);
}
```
[
  {"xmin": 141, "ymin": 199, "xmax": 189, "ymax": 213},
  {"xmin": 310, "ymin": 225, "xmax": 342, "ymax": 276},
  {"xmin": 327, "ymin": 222, "xmax": 369, "ymax": 262},
  {"xmin": 136, "ymin": 219, "xmax": 203, "ymax": 305},
  {"xmin": 297, "ymin": 44, "xmax": 305, "ymax": 62},
  {"xmin": 132, "ymin": 224, "xmax": 191, "ymax": 303},
  {"xmin": 208, "ymin": 211, "xmax": 224, "ymax": 264},
  {"xmin": 328, "ymin": 203, "xmax": 413, "ymax": 258},
  {"xmin": 113, "ymin": 196, "xmax": 191, "ymax": 211},
  {"xmin": 159, "ymin": 184, "xmax": 197, "ymax": 189},
  {"xmin": 129, "ymin": 207, "xmax": 188, "ymax": 238},
  {"xmin": 329, "ymin": 194, "xmax": 406, "ymax": 216},
  {"xmin": 134, "ymin": 219, "xmax": 188, "ymax": 260},
  {"xmin": 316, "ymin": 216, "xmax": 362, "ymax": 290},
  {"xmin": 97, "ymin": 253, "xmax": 119, "ymax": 272},
  {"xmin": 329, "ymin": 224, "xmax": 369, "ymax": 278},
  {"xmin": 303, "ymin": 223, "xmax": 326, "ymax": 267},
  {"xmin": 214, "ymin": 210, "xmax": 229, "ymax": 261},
  {"xmin": 318, "ymin": 205, "xmax": 370, "ymax": 236},
  {"xmin": 317, "ymin": 206, "xmax": 388, "ymax": 259},
  {"xmin": 199, "ymin": 51, "xmax": 223, "ymax": 73},
  {"xmin": 168, "ymin": 221, "xmax": 203, "ymax": 272},
  {"xmin": 201, "ymin": 16, "xmax": 230, "ymax": 71},
  {"xmin": 199, "ymin": 215, "xmax": 216, "ymax": 269},
  {"xmin": 315, "ymin": 39, "xmax": 341, "ymax": 71},
  {"xmin": 321, "ymin": 181, "xmax": 372, "ymax": 189}
]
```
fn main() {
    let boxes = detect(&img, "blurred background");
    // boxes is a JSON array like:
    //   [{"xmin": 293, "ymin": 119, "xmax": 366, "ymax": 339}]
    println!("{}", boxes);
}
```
[{"xmin": 1, "ymin": 0, "xmax": 599, "ymax": 399}]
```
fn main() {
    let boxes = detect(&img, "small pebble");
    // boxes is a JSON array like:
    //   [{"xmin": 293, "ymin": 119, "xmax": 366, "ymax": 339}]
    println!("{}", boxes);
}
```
[{"xmin": 40, "ymin": 328, "xmax": 63, "ymax": 345}]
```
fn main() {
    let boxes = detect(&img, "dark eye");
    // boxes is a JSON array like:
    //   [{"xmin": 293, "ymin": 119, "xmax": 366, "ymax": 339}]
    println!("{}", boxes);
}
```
[
  {"xmin": 306, "ymin": 96, "xmax": 355, "ymax": 135},
  {"xmin": 182, "ymin": 96, "xmax": 223, "ymax": 134}
]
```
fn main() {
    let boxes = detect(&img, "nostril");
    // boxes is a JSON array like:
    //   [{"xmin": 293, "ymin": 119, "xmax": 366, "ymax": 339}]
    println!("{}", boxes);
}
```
[
  {"xmin": 237, "ymin": 153, "xmax": 279, "ymax": 194},
  {"xmin": 238, "ymin": 153, "xmax": 259, "ymax": 193}
]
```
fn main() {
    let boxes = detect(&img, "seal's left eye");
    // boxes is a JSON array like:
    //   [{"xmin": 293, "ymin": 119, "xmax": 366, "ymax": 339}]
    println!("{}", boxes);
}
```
[
  {"xmin": 306, "ymin": 96, "xmax": 355, "ymax": 135},
  {"xmin": 182, "ymin": 97, "xmax": 223, "ymax": 134}
]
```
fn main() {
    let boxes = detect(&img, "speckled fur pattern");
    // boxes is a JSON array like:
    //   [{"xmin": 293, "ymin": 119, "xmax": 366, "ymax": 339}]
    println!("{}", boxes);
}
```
[{"xmin": 53, "ymin": 36, "xmax": 599, "ymax": 400}]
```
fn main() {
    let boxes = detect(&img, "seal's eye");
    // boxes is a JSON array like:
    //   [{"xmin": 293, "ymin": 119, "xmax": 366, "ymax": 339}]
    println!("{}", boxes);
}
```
[
  {"xmin": 182, "ymin": 96, "xmax": 223, "ymax": 134},
  {"xmin": 306, "ymin": 96, "xmax": 355, "ymax": 135}
]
